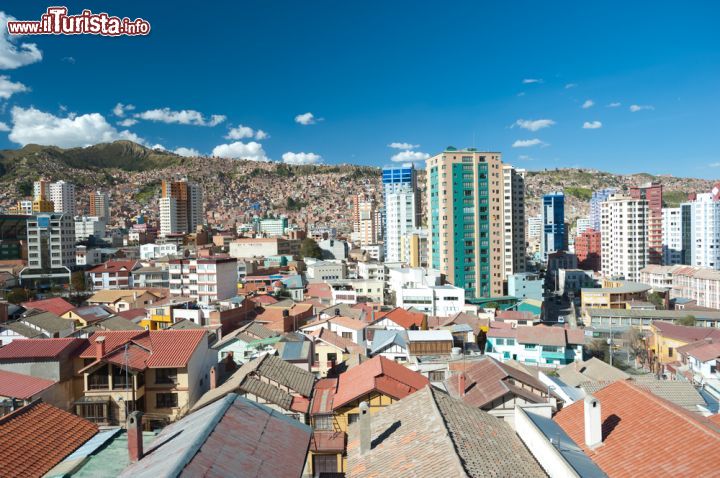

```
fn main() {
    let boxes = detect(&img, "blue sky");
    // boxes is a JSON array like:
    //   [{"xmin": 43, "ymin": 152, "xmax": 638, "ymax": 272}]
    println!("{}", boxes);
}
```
[{"xmin": 0, "ymin": 1, "xmax": 719, "ymax": 176}]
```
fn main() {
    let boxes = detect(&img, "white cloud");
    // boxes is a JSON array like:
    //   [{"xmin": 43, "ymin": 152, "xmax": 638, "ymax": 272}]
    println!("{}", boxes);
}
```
[
  {"xmin": 710, "ymin": 162, "xmax": 720, "ymax": 168},
  {"xmin": 212, "ymin": 141, "xmax": 268, "ymax": 161},
  {"xmin": 225, "ymin": 125, "xmax": 253, "ymax": 139},
  {"xmin": 118, "ymin": 118, "xmax": 138, "ymax": 127},
  {"xmin": 135, "ymin": 108, "xmax": 226, "ymax": 126},
  {"xmin": 583, "ymin": 121, "xmax": 603, "ymax": 129},
  {"xmin": 582, "ymin": 99, "xmax": 594, "ymax": 109},
  {"xmin": 0, "ymin": 121, "xmax": 9, "ymax": 132},
  {"xmin": 391, "ymin": 150, "xmax": 430, "ymax": 162},
  {"xmin": 225, "ymin": 124, "xmax": 268, "ymax": 140},
  {"xmin": 151, "ymin": 144, "xmax": 165, "ymax": 150},
  {"xmin": 565, "ymin": 83, "xmax": 578, "ymax": 89},
  {"xmin": 629, "ymin": 104, "xmax": 654, "ymax": 112},
  {"xmin": 295, "ymin": 112, "xmax": 320, "ymax": 125},
  {"xmin": 282, "ymin": 152, "xmax": 322, "ymax": 165},
  {"xmin": 607, "ymin": 102, "xmax": 621, "ymax": 108},
  {"xmin": 0, "ymin": 75, "xmax": 27, "ymax": 99},
  {"xmin": 518, "ymin": 154, "xmax": 533, "ymax": 161},
  {"xmin": 522, "ymin": 78, "xmax": 543, "ymax": 84},
  {"xmin": 388, "ymin": 142, "xmax": 419, "ymax": 150},
  {"xmin": 514, "ymin": 119, "xmax": 555, "ymax": 132},
  {"xmin": 174, "ymin": 147, "xmax": 200, "ymax": 157},
  {"xmin": 0, "ymin": 12, "xmax": 43, "ymax": 69},
  {"xmin": 8, "ymin": 106, "xmax": 144, "ymax": 148},
  {"xmin": 512, "ymin": 138, "xmax": 547, "ymax": 148},
  {"xmin": 113, "ymin": 102, "xmax": 135, "ymax": 117}
]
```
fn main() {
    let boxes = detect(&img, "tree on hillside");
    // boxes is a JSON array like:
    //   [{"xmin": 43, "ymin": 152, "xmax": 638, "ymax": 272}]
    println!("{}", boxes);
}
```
[
  {"xmin": 300, "ymin": 238, "xmax": 323, "ymax": 259},
  {"xmin": 71, "ymin": 271, "xmax": 87, "ymax": 292},
  {"xmin": 5, "ymin": 287, "xmax": 34, "ymax": 304},
  {"xmin": 678, "ymin": 315, "xmax": 696, "ymax": 327}
]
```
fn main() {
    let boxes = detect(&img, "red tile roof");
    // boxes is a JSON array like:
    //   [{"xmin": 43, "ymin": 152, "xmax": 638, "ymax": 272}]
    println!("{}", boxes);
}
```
[
  {"xmin": 115, "ymin": 308, "xmax": 147, "ymax": 321},
  {"xmin": 310, "ymin": 378, "xmax": 338, "ymax": 414},
  {"xmin": 251, "ymin": 295, "xmax": 279, "ymax": 305},
  {"xmin": 447, "ymin": 357, "xmax": 547, "ymax": 408},
  {"xmin": 330, "ymin": 315, "xmax": 368, "ymax": 331},
  {"xmin": 377, "ymin": 307, "xmax": 426, "ymax": 329},
  {"xmin": 0, "ymin": 370, "xmax": 55, "ymax": 400},
  {"xmin": 684, "ymin": 341, "xmax": 720, "ymax": 362},
  {"xmin": 21, "ymin": 297, "xmax": 75, "ymax": 317},
  {"xmin": 306, "ymin": 283, "xmax": 332, "ymax": 299},
  {"xmin": 0, "ymin": 338, "xmax": 87, "ymax": 360},
  {"xmin": 496, "ymin": 310, "xmax": 534, "ymax": 321},
  {"xmin": 310, "ymin": 430, "xmax": 346, "ymax": 452},
  {"xmin": 554, "ymin": 380, "xmax": 720, "ymax": 477},
  {"xmin": 330, "ymin": 356, "xmax": 428, "ymax": 409},
  {"xmin": 80, "ymin": 330, "xmax": 207, "ymax": 368},
  {"xmin": 311, "ymin": 328, "xmax": 365, "ymax": 354},
  {"xmin": 653, "ymin": 321, "xmax": 720, "ymax": 343},
  {"xmin": 0, "ymin": 401, "xmax": 97, "ymax": 478},
  {"xmin": 87, "ymin": 259, "xmax": 139, "ymax": 274}
]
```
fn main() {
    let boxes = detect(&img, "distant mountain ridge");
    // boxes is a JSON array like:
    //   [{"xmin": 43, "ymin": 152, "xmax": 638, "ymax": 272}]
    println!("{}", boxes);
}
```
[{"xmin": 0, "ymin": 141, "xmax": 715, "ymax": 230}]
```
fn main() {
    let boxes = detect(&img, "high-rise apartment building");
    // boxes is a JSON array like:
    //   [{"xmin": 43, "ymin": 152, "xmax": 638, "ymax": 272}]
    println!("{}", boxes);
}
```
[
  {"xmin": 688, "ymin": 188, "xmax": 720, "ymax": 269},
  {"xmin": 541, "ymin": 192, "xmax": 565, "ymax": 260},
  {"xmin": 89, "ymin": 190, "xmax": 110, "ymax": 222},
  {"xmin": 75, "ymin": 216, "xmax": 106, "ymax": 242},
  {"xmin": 31, "ymin": 179, "xmax": 54, "ymax": 213},
  {"xmin": 352, "ymin": 192, "xmax": 378, "ymax": 246},
  {"xmin": 160, "ymin": 179, "xmax": 204, "ymax": 236},
  {"xmin": 168, "ymin": 256, "xmax": 238, "ymax": 304},
  {"xmin": 33, "ymin": 179, "xmax": 50, "ymax": 202},
  {"xmin": 502, "ymin": 165, "xmax": 526, "ymax": 279},
  {"xmin": 629, "ymin": 182, "xmax": 663, "ymax": 265},
  {"xmin": 527, "ymin": 214, "xmax": 543, "ymax": 239},
  {"xmin": 426, "ymin": 148, "xmax": 504, "ymax": 298},
  {"xmin": 159, "ymin": 197, "xmax": 178, "ymax": 237},
  {"xmin": 382, "ymin": 164, "xmax": 420, "ymax": 263},
  {"xmin": 576, "ymin": 217, "xmax": 592, "ymax": 236},
  {"xmin": 49, "ymin": 180, "xmax": 76, "ymax": 216},
  {"xmin": 600, "ymin": 195, "xmax": 648, "ymax": 282},
  {"xmin": 590, "ymin": 187, "xmax": 617, "ymax": 231},
  {"xmin": 400, "ymin": 228, "xmax": 428, "ymax": 268},
  {"xmin": 662, "ymin": 207, "xmax": 690, "ymax": 265},
  {"xmin": 20, "ymin": 213, "xmax": 75, "ymax": 285}
]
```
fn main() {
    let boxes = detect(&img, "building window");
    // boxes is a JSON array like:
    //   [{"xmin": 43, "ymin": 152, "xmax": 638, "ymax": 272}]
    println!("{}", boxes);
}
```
[
  {"xmin": 668, "ymin": 347, "xmax": 673, "ymax": 358},
  {"xmin": 347, "ymin": 413, "xmax": 360, "ymax": 425},
  {"xmin": 314, "ymin": 414, "xmax": 333, "ymax": 430},
  {"xmin": 428, "ymin": 370, "xmax": 445, "ymax": 382},
  {"xmin": 155, "ymin": 368, "xmax": 178, "ymax": 385},
  {"xmin": 156, "ymin": 392, "xmax": 178, "ymax": 408},
  {"xmin": 341, "ymin": 332, "xmax": 352, "ymax": 340},
  {"xmin": 524, "ymin": 344, "xmax": 536, "ymax": 350},
  {"xmin": 495, "ymin": 338, "xmax": 505, "ymax": 345}
]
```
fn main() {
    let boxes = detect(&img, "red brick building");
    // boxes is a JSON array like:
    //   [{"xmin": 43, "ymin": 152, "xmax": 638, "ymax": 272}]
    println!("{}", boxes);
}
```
[
  {"xmin": 630, "ymin": 182, "xmax": 663, "ymax": 265},
  {"xmin": 575, "ymin": 228, "xmax": 601, "ymax": 271}
]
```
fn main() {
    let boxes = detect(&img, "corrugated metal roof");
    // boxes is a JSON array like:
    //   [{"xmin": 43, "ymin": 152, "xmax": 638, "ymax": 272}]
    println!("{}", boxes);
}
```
[
  {"xmin": 0, "ymin": 338, "xmax": 86, "ymax": 360},
  {"xmin": 0, "ymin": 370, "xmax": 56, "ymax": 399}
]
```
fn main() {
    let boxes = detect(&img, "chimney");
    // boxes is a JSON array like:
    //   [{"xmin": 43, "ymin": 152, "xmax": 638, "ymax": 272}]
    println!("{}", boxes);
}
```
[
  {"xmin": 359, "ymin": 401, "xmax": 371, "ymax": 455},
  {"xmin": 584, "ymin": 394, "xmax": 602, "ymax": 449},
  {"xmin": 127, "ymin": 410, "xmax": 144, "ymax": 462},
  {"xmin": 209, "ymin": 365, "xmax": 217, "ymax": 390},
  {"xmin": 458, "ymin": 372, "xmax": 466, "ymax": 397},
  {"xmin": 95, "ymin": 336, "xmax": 106, "ymax": 359}
]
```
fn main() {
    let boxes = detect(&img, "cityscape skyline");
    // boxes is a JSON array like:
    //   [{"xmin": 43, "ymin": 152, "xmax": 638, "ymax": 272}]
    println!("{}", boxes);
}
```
[{"xmin": 0, "ymin": 2, "xmax": 718, "ymax": 177}]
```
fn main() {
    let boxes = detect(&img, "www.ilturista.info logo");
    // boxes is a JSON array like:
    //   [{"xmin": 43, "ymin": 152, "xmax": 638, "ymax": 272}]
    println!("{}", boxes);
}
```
[{"xmin": 7, "ymin": 7, "xmax": 151, "ymax": 36}]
